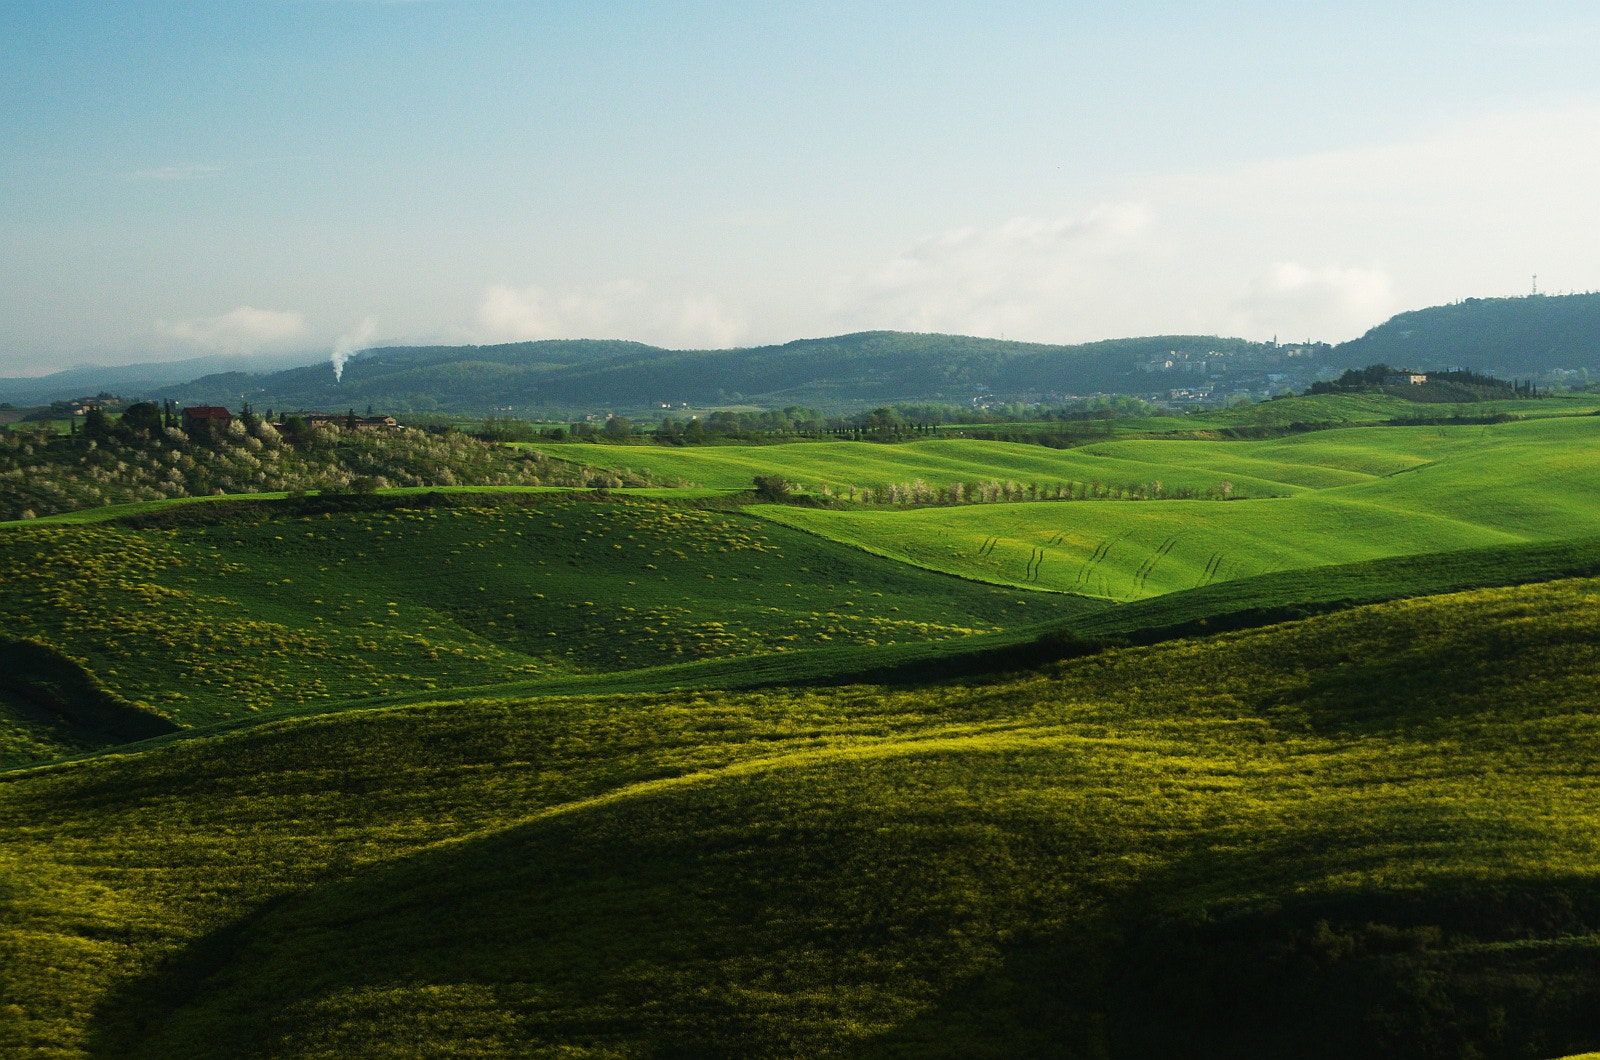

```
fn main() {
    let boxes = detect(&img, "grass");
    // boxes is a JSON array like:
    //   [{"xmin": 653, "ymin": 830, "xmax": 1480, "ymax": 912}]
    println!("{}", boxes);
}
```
[
  {"xmin": 7, "ymin": 406, "xmax": 1600, "ymax": 1055},
  {"xmin": 1116, "ymin": 390, "xmax": 1600, "ymax": 431},
  {"xmin": 750, "ymin": 416, "xmax": 1600, "ymax": 596},
  {"xmin": 0, "ymin": 492, "xmax": 1097, "ymax": 751},
  {"xmin": 559, "ymin": 436, "xmax": 1302, "ymax": 497},
  {"xmin": 9, "ymin": 411, "xmax": 1600, "ymax": 759},
  {"xmin": 4, "ymin": 576, "xmax": 1600, "ymax": 1056}
]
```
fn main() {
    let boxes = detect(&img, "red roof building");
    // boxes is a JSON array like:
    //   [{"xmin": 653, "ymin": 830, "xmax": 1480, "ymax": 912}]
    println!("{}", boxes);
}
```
[{"xmin": 181, "ymin": 406, "xmax": 233, "ymax": 434}]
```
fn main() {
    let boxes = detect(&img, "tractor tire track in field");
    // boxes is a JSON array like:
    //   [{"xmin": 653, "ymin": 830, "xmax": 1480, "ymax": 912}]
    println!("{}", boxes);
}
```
[
  {"xmin": 1197, "ymin": 551, "xmax": 1225, "ymax": 588},
  {"xmin": 977, "ymin": 536, "xmax": 999, "ymax": 559},
  {"xmin": 1129, "ymin": 536, "xmax": 1181, "ymax": 597},
  {"xmin": 1076, "ymin": 530, "xmax": 1134, "ymax": 590},
  {"xmin": 1024, "ymin": 547, "xmax": 1045, "ymax": 583}
]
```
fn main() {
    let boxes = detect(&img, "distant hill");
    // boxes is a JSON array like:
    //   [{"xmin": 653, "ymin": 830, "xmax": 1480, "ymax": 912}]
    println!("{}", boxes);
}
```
[
  {"xmin": 1333, "ymin": 292, "xmax": 1600, "ymax": 377},
  {"xmin": 10, "ymin": 293, "xmax": 1596, "ymax": 416},
  {"xmin": 0, "ymin": 351, "xmax": 315, "ymax": 406},
  {"xmin": 143, "ymin": 332, "xmax": 1272, "ymax": 415}
]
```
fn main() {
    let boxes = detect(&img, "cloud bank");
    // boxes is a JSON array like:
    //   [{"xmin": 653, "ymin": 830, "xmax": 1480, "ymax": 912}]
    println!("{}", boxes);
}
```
[
  {"xmin": 477, "ymin": 282, "xmax": 747, "ymax": 349},
  {"xmin": 1230, "ymin": 264, "xmax": 1395, "ymax": 344},
  {"xmin": 827, "ymin": 203, "xmax": 1164, "ymax": 342},
  {"xmin": 156, "ymin": 306, "xmax": 307, "ymax": 353}
]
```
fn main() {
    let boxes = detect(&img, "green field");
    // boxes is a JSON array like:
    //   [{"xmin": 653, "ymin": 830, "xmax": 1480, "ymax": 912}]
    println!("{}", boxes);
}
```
[
  {"xmin": 8, "ymin": 398, "xmax": 1600, "ymax": 1056},
  {"xmin": 558, "ymin": 436, "xmax": 1307, "ymax": 496},
  {"xmin": 5, "ymin": 577, "xmax": 1600, "ymax": 1056},
  {"xmin": 0, "ymin": 493, "xmax": 1100, "ymax": 760},
  {"xmin": 746, "ymin": 416, "xmax": 1600, "ymax": 596},
  {"xmin": 1114, "ymin": 390, "xmax": 1600, "ymax": 431},
  {"xmin": 573, "ymin": 411, "xmax": 1600, "ymax": 495}
]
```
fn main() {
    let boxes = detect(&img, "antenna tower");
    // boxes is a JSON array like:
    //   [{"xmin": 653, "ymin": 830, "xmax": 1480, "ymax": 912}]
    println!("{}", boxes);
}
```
[{"xmin": 1532, "ymin": 274, "xmax": 1539, "ymax": 296}]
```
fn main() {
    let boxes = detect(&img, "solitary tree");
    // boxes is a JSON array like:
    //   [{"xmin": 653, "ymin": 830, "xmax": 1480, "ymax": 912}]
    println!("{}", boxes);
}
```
[
  {"xmin": 752, "ymin": 475, "xmax": 792, "ymax": 502},
  {"xmin": 82, "ymin": 408, "xmax": 114, "ymax": 442},
  {"xmin": 121, "ymin": 402, "xmax": 162, "ymax": 437}
]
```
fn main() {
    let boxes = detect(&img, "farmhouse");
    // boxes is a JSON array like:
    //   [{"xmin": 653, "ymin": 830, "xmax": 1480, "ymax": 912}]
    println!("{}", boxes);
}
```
[
  {"xmin": 1385, "ymin": 371, "xmax": 1429, "ymax": 386},
  {"xmin": 181, "ymin": 406, "xmax": 233, "ymax": 434}
]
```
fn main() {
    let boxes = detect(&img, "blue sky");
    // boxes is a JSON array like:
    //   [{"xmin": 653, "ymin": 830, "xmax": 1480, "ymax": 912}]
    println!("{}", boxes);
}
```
[{"xmin": 4, "ymin": 1, "xmax": 1599, "ymax": 374}]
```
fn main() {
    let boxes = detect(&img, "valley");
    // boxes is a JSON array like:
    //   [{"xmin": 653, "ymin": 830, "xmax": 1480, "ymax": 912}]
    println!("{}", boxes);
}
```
[{"xmin": 4, "ymin": 393, "xmax": 1600, "ymax": 1056}]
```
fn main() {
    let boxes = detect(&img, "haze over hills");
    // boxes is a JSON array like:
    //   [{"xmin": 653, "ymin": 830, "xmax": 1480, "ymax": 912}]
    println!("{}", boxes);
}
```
[
  {"xmin": 4, "ymin": 293, "xmax": 1596, "ymax": 415},
  {"xmin": 0, "ymin": 351, "xmax": 321, "ymax": 406},
  {"xmin": 142, "ymin": 332, "xmax": 1280, "ymax": 416}
]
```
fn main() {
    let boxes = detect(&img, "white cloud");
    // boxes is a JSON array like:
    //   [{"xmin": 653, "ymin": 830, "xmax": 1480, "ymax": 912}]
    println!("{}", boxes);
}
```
[
  {"xmin": 1230, "ymin": 263, "xmax": 1395, "ymax": 344},
  {"xmin": 818, "ymin": 104, "xmax": 1600, "ymax": 347},
  {"xmin": 829, "ymin": 203, "xmax": 1160, "ymax": 340},
  {"xmin": 156, "ymin": 306, "xmax": 307, "ymax": 352},
  {"xmin": 1147, "ymin": 104, "xmax": 1600, "ymax": 339},
  {"xmin": 476, "ymin": 281, "xmax": 747, "ymax": 349}
]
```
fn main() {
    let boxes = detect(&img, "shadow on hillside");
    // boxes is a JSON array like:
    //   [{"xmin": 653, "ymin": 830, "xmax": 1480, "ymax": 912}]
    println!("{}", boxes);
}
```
[
  {"xmin": 852, "ymin": 888, "xmax": 1600, "ymax": 1060},
  {"xmin": 86, "ymin": 772, "xmax": 1600, "ymax": 1059},
  {"xmin": 1256, "ymin": 627, "xmax": 1573, "ymax": 739},
  {"xmin": 0, "ymin": 635, "xmax": 178, "ymax": 757},
  {"xmin": 92, "ymin": 757, "xmax": 1137, "ymax": 1058}
]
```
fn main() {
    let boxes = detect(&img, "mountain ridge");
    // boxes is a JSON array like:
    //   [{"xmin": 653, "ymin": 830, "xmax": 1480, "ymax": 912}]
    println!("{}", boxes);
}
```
[{"xmin": 6, "ymin": 293, "xmax": 1597, "ymax": 413}]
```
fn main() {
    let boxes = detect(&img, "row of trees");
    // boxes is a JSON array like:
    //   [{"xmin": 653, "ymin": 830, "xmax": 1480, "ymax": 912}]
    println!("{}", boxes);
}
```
[
  {"xmin": 753, "ymin": 477, "xmax": 1243, "ymax": 507},
  {"xmin": 477, "ymin": 396, "xmax": 1163, "ymax": 447}
]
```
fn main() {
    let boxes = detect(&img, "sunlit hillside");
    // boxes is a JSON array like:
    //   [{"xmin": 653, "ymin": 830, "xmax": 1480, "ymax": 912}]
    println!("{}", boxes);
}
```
[{"xmin": 4, "ymin": 577, "xmax": 1600, "ymax": 1056}]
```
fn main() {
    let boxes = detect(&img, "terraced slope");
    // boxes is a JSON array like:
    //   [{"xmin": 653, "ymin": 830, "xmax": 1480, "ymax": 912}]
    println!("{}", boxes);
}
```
[{"xmin": 4, "ymin": 577, "xmax": 1600, "ymax": 1057}]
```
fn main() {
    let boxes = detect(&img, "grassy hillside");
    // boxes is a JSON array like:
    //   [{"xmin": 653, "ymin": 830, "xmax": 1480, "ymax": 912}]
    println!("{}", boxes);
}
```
[
  {"xmin": 568, "ymin": 407, "xmax": 1600, "ymax": 498},
  {"xmin": 745, "ymin": 416, "xmax": 1600, "ymax": 596},
  {"xmin": 5, "ymin": 577, "xmax": 1600, "ymax": 1057},
  {"xmin": 1116, "ymin": 389, "xmax": 1600, "ymax": 432},
  {"xmin": 559, "ymin": 437, "xmax": 1306, "ymax": 497},
  {"xmin": 0, "ymin": 493, "xmax": 1096, "ymax": 758},
  {"xmin": 10, "ymin": 410, "xmax": 1600, "ymax": 761}
]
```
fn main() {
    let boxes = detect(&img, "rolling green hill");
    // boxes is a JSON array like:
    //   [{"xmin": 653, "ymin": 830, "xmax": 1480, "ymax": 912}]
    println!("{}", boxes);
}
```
[
  {"xmin": 8, "ymin": 410, "xmax": 1600, "ymax": 764},
  {"xmin": 743, "ymin": 416, "xmax": 1600, "ymax": 596},
  {"xmin": 0, "ymin": 493, "xmax": 1098, "ymax": 761},
  {"xmin": 7, "ymin": 404, "xmax": 1600, "ymax": 1056},
  {"xmin": 5, "ymin": 577, "xmax": 1600, "ymax": 1056}
]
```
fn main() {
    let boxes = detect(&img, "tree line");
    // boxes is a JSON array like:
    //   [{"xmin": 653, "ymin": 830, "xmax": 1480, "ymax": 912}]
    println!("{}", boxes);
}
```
[{"xmin": 476, "ymin": 396, "xmax": 1162, "ymax": 447}]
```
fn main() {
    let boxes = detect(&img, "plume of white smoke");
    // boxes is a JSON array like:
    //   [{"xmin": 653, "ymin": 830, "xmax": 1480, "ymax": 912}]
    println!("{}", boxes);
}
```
[{"xmin": 331, "ymin": 317, "xmax": 377, "ymax": 383}]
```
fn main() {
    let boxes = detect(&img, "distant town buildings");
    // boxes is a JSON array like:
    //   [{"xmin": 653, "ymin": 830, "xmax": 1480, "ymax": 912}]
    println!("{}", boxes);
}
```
[{"xmin": 298, "ymin": 412, "xmax": 399, "ymax": 430}]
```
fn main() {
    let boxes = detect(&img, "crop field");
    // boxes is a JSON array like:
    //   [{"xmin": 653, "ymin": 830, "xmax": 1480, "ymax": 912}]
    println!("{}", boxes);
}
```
[
  {"xmin": 750, "ymin": 416, "xmax": 1600, "ymax": 596},
  {"xmin": 560, "ymin": 398, "xmax": 1600, "ymax": 495},
  {"xmin": 558, "ymin": 437, "xmax": 1307, "ymax": 497},
  {"xmin": 560, "ymin": 409, "xmax": 1600, "ymax": 505},
  {"xmin": 0, "ymin": 494, "xmax": 1096, "ymax": 760},
  {"xmin": 1114, "ymin": 390, "xmax": 1600, "ymax": 431},
  {"xmin": 5, "ymin": 577, "xmax": 1600, "ymax": 1056}
]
